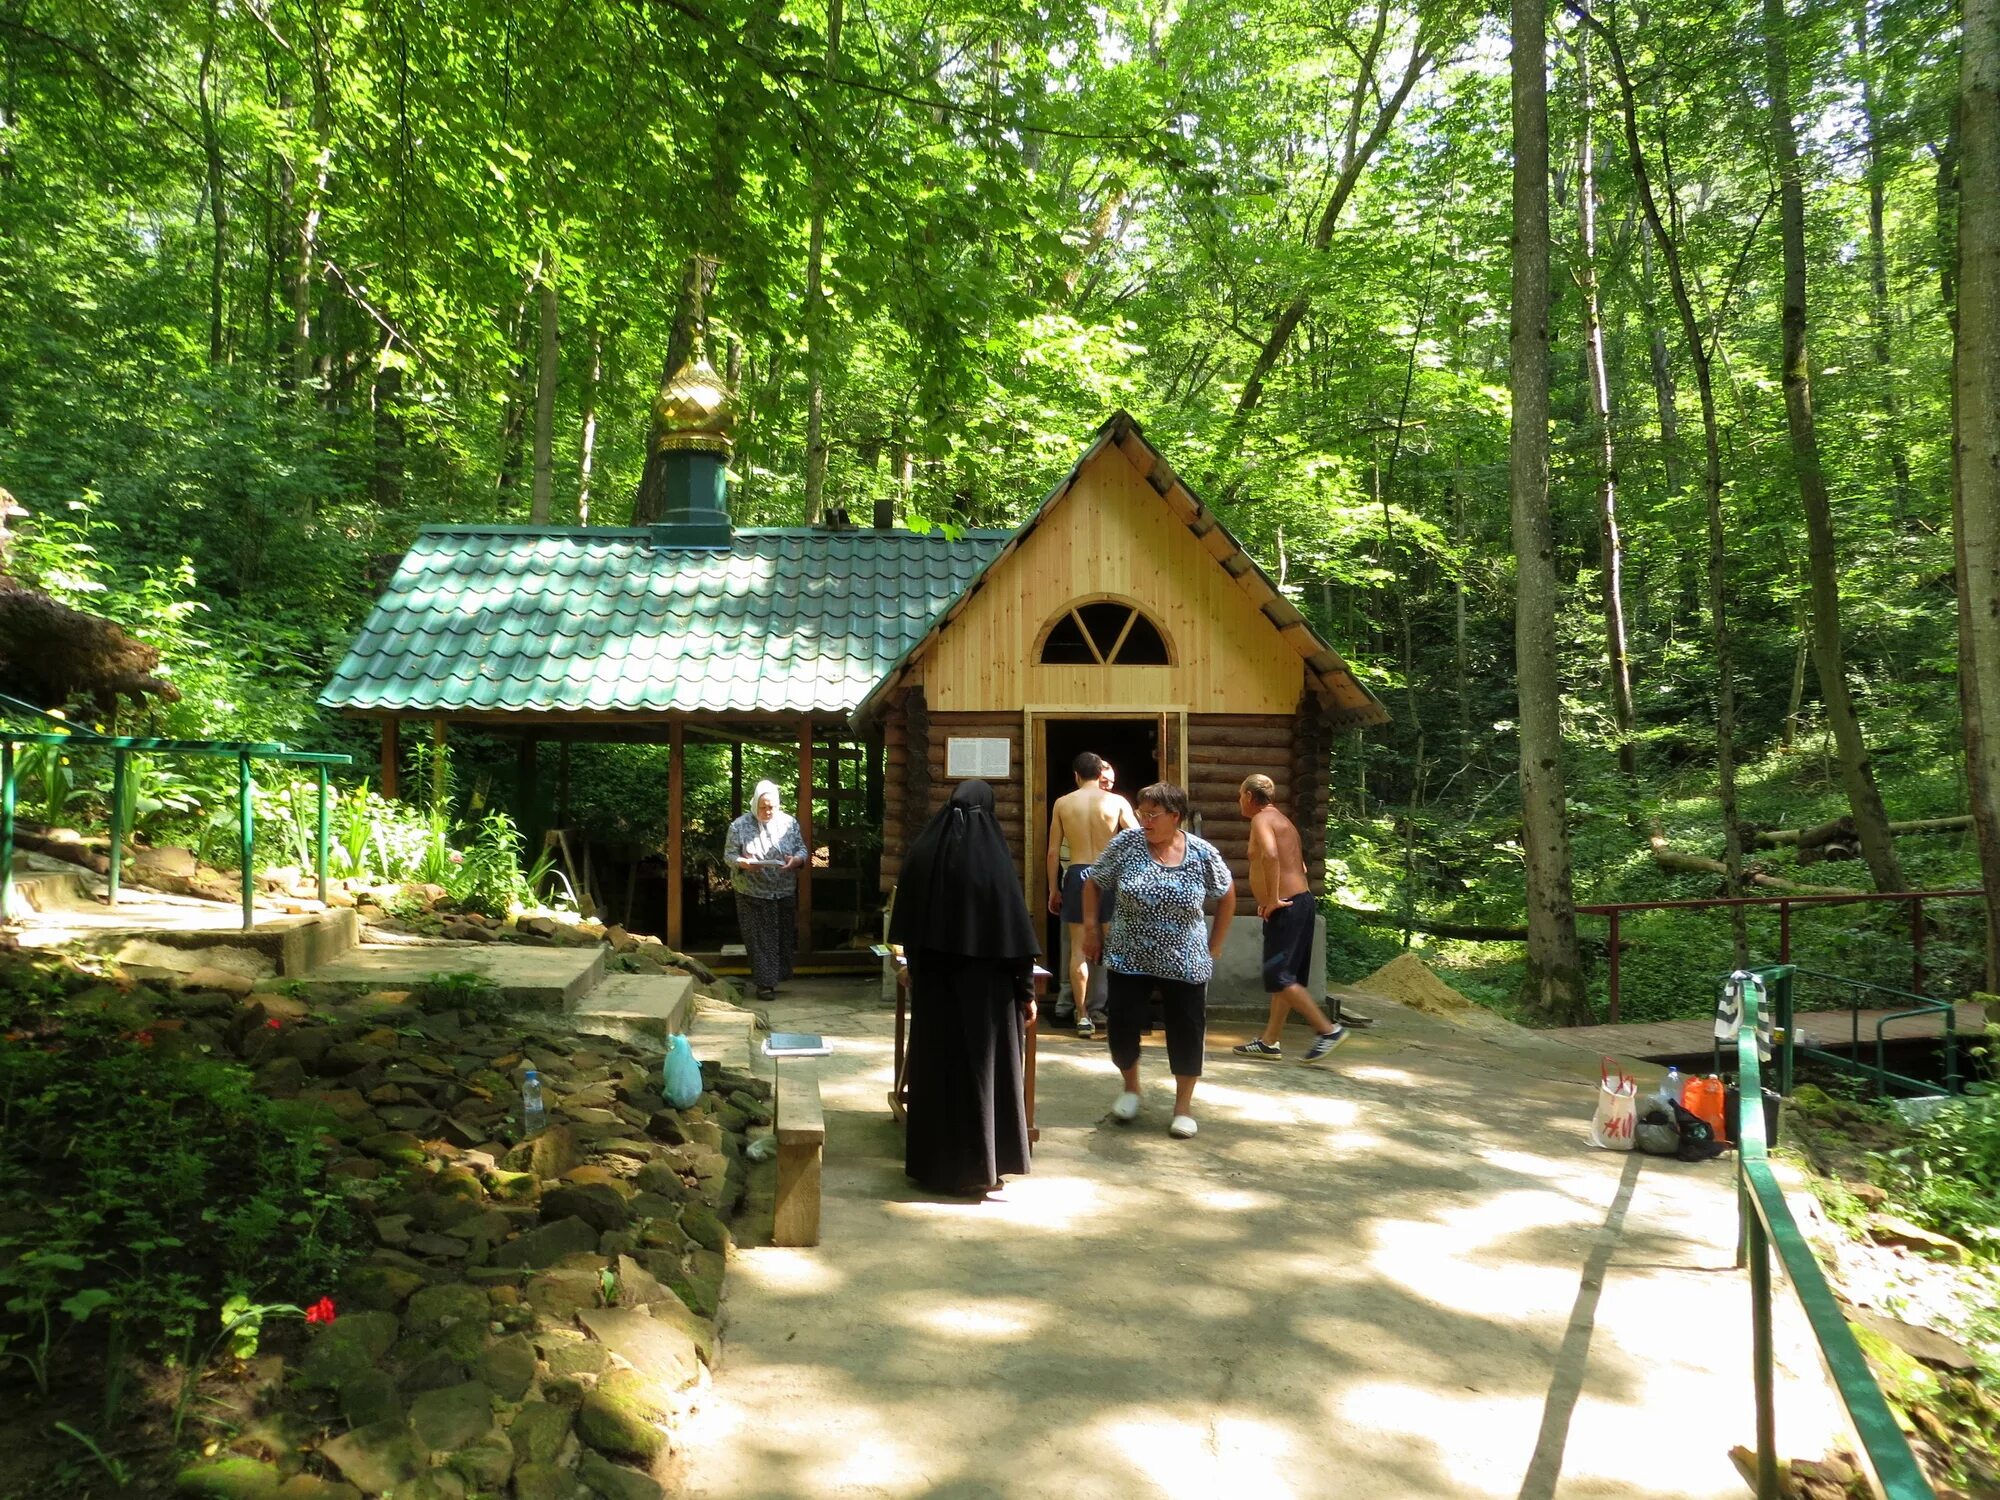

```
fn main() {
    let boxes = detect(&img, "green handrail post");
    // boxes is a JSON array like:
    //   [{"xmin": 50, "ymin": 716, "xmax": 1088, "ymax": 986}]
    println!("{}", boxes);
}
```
[
  {"xmin": 316, "ymin": 762, "xmax": 330, "ymax": 906},
  {"xmin": 238, "ymin": 751, "xmax": 254, "ymax": 933},
  {"xmin": 1, "ymin": 740, "xmax": 14, "ymax": 920},
  {"xmin": 107, "ymin": 749, "xmax": 128, "ymax": 907},
  {"xmin": 1734, "ymin": 976, "xmax": 1935, "ymax": 1499}
]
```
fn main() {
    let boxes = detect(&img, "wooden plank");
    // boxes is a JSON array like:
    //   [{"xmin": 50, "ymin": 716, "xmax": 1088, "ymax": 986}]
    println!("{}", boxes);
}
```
[
  {"xmin": 1544, "ymin": 1002, "xmax": 1988, "ymax": 1061},
  {"xmin": 797, "ymin": 719, "xmax": 814, "ymax": 954},
  {"xmin": 379, "ymin": 718, "xmax": 400, "ymax": 799},
  {"xmin": 667, "ymin": 719, "xmax": 684, "ymax": 951},
  {"xmin": 774, "ymin": 1060, "xmax": 824, "ymax": 1248}
]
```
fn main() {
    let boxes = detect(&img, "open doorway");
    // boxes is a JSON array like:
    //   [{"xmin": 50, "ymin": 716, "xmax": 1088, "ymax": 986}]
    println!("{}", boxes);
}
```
[{"xmin": 1037, "ymin": 717, "xmax": 1162, "ymax": 962}]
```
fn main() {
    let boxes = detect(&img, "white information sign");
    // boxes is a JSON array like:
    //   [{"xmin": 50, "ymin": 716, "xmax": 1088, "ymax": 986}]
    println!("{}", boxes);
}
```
[{"xmin": 945, "ymin": 736, "xmax": 1012, "ymax": 779}]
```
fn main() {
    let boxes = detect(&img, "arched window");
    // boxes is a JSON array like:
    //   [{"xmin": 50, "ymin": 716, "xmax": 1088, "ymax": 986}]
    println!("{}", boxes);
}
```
[{"xmin": 1038, "ymin": 600, "xmax": 1173, "ymax": 666}]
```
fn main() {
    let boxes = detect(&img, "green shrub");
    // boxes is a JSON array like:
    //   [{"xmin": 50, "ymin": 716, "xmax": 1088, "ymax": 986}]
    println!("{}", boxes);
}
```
[
  {"xmin": 1884, "ymin": 1093, "xmax": 2000, "ymax": 1250},
  {"xmin": 0, "ymin": 1032, "xmax": 358, "ymax": 1393}
]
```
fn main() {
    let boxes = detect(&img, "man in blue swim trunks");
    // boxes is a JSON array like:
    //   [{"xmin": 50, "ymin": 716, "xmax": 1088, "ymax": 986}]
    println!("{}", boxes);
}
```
[
  {"xmin": 1230, "ymin": 773, "xmax": 1357, "ymax": 1063},
  {"xmin": 1045, "ymin": 751, "xmax": 1136, "ymax": 1038}
]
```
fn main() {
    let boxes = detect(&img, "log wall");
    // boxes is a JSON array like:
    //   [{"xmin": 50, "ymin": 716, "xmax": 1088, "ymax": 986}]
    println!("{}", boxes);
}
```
[
  {"xmin": 879, "ymin": 704, "xmax": 1025, "ymax": 889},
  {"xmin": 1185, "ymin": 712, "xmax": 1326, "ymax": 913}
]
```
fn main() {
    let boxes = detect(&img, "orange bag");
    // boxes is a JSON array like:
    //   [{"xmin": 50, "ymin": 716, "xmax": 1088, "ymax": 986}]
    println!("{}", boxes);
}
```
[{"xmin": 1681, "ymin": 1075, "xmax": 1728, "ymax": 1139}]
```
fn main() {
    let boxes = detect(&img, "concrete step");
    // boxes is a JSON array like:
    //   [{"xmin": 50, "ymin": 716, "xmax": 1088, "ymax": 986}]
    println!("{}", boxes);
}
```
[
  {"xmin": 298, "ymin": 941, "xmax": 606, "ymax": 1011},
  {"xmin": 15, "ymin": 902, "xmax": 358, "ymax": 979},
  {"xmin": 573, "ymin": 973, "xmax": 696, "ymax": 1047},
  {"xmin": 5, "ymin": 866, "xmax": 91, "ymax": 918}
]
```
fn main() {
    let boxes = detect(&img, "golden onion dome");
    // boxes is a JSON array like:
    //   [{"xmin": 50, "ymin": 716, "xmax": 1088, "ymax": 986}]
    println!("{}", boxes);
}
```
[{"xmin": 651, "ymin": 354, "xmax": 737, "ymax": 455}]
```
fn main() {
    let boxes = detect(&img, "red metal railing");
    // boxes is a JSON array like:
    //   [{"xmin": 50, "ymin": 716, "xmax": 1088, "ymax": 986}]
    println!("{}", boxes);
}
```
[{"xmin": 1574, "ymin": 889, "xmax": 1986, "ymax": 1024}]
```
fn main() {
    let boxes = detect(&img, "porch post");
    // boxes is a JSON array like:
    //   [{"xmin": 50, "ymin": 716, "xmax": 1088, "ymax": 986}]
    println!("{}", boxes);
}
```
[
  {"xmin": 797, "ymin": 717, "xmax": 814, "ymax": 955},
  {"xmin": 667, "ymin": 718, "xmax": 685, "ymax": 951},
  {"xmin": 730, "ymin": 741, "xmax": 743, "ymax": 817},
  {"xmin": 380, "ymin": 718, "xmax": 400, "ymax": 799}
]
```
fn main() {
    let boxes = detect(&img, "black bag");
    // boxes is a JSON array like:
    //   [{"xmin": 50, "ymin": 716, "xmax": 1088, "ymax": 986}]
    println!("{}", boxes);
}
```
[
  {"xmin": 1670, "ymin": 1101, "xmax": 1725, "ymax": 1162},
  {"xmin": 1722, "ymin": 1082, "xmax": 1782, "ymax": 1148},
  {"xmin": 1634, "ymin": 1101, "xmax": 1681, "ymax": 1157}
]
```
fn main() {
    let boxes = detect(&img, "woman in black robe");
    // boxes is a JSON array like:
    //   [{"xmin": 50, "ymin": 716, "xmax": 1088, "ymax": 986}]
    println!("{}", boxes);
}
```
[{"xmin": 888, "ymin": 779, "xmax": 1041, "ymax": 1196}]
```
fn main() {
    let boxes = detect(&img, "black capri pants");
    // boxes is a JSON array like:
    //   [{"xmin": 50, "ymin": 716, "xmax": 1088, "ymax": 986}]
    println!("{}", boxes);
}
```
[{"xmin": 1106, "ymin": 969, "xmax": 1208, "ymax": 1078}]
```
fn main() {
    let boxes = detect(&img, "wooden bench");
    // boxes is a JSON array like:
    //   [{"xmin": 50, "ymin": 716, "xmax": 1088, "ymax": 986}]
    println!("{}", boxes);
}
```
[{"xmin": 773, "ymin": 1058, "xmax": 825, "ymax": 1247}]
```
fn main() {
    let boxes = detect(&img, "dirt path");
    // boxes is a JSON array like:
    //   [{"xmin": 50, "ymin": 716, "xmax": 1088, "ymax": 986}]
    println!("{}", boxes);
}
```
[{"xmin": 677, "ymin": 979, "xmax": 1845, "ymax": 1499}]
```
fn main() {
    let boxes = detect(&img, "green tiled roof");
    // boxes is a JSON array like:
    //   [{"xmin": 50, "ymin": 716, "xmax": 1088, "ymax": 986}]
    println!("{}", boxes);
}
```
[{"xmin": 319, "ymin": 526, "xmax": 1009, "ymax": 717}]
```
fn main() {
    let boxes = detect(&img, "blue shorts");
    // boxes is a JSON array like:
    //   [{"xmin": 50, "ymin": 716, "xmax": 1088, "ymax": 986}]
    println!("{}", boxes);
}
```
[
  {"xmin": 1261, "ymin": 892, "xmax": 1317, "ymax": 993},
  {"xmin": 1061, "ymin": 864, "xmax": 1092, "ymax": 924}
]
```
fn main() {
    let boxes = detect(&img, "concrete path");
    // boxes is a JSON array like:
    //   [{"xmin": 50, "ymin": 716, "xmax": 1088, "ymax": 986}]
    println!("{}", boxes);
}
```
[{"xmin": 677, "ymin": 980, "xmax": 1848, "ymax": 1500}]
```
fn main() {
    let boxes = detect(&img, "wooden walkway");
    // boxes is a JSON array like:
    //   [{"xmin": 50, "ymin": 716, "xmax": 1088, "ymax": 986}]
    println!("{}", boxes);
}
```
[{"xmin": 1545, "ymin": 1001, "xmax": 1988, "ymax": 1063}]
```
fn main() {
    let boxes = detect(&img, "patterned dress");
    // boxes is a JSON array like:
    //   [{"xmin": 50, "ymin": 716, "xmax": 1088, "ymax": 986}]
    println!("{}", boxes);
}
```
[{"xmin": 724, "ymin": 811, "xmax": 808, "ymax": 990}]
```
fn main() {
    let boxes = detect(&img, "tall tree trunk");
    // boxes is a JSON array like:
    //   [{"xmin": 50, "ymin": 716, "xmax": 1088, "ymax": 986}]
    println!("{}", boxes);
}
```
[
  {"xmin": 1855, "ymin": 0, "xmax": 1913, "ymax": 519},
  {"xmin": 372, "ymin": 355, "xmax": 404, "ymax": 509},
  {"xmin": 291, "ymin": 88, "xmax": 331, "ymax": 396},
  {"xmin": 1575, "ymin": 36, "xmax": 1635, "ymax": 780},
  {"xmin": 801, "ymin": 0, "xmax": 845, "ymax": 525},
  {"xmin": 1578, "ymin": 1, "xmax": 1748, "ymax": 963},
  {"xmin": 1511, "ymin": 0, "xmax": 1590, "ymax": 1026},
  {"xmin": 1764, "ymin": 0, "xmax": 1905, "ymax": 891},
  {"xmin": 632, "ymin": 256, "xmax": 718, "ymax": 525},
  {"xmin": 496, "ymin": 300, "xmax": 528, "ymax": 493},
  {"xmin": 1955, "ymin": 0, "xmax": 2000, "ymax": 986},
  {"xmin": 578, "ymin": 317, "xmax": 601, "ymax": 523},
  {"xmin": 198, "ymin": 3, "xmax": 228, "ymax": 367},
  {"xmin": 529, "ymin": 253, "xmax": 559, "ymax": 524}
]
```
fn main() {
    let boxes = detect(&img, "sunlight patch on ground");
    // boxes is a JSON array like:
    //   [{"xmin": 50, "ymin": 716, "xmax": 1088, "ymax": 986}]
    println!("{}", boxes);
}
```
[
  {"xmin": 1097, "ymin": 1411, "xmax": 1300, "ymax": 1500},
  {"xmin": 1196, "ymin": 1080, "xmax": 1362, "ymax": 1128},
  {"xmin": 1331, "ymin": 1382, "xmax": 1541, "ymax": 1495},
  {"xmin": 884, "ymin": 1171, "xmax": 1109, "ymax": 1232},
  {"xmin": 900, "ymin": 1296, "xmax": 1047, "ymax": 1342},
  {"xmin": 1365, "ymin": 1189, "xmax": 1592, "ymax": 1321},
  {"xmin": 731, "ymin": 1248, "xmax": 845, "ymax": 1296},
  {"xmin": 1342, "ymin": 1063, "xmax": 1422, "ymax": 1087},
  {"xmin": 683, "ymin": 1375, "xmax": 938, "ymax": 1495},
  {"xmin": 1470, "ymin": 1144, "xmax": 1572, "ymax": 1181},
  {"xmin": 1188, "ymin": 1185, "xmax": 1283, "ymax": 1214}
]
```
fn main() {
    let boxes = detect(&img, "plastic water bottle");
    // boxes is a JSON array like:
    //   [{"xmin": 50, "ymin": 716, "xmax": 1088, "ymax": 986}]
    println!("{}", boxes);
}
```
[
  {"xmin": 521, "ymin": 1070, "xmax": 546, "ymax": 1137},
  {"xmin": 1660, "ymin": 1067, "xmax": 1683, "ymax": 1106}
]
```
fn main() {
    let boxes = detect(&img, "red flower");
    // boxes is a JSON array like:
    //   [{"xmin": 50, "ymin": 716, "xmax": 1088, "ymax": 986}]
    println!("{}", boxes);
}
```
[
  {"xmin": 303, "ymin": 1297, "xmax": 337, "ymax": 1325},
  {"xmin": 135, "ymin": 1032, "xmax": 155, "ymax": 1047},
  {"xmin": 265, "ymin": 1018, "xmax": 283, "ymax": 1029}
]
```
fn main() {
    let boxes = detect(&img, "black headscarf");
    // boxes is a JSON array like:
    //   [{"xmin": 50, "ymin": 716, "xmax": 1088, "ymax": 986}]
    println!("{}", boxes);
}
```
[{"xmin": 888, "ymin": 779, "xmax": 1040, "ymax": 959}]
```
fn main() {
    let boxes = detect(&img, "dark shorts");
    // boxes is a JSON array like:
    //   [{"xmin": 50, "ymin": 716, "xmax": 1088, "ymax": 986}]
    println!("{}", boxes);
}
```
[
  {"xmin": 1261, "ymin": 892, "xmax": 1317, "ymax": 993},
  {"xmin": 1106, "ymin": 970, "xmax": 1206, "ymax": 1077},
  {"xmin": 1061, "ymin": 864, "xmax": 1093, "ymax": 924}
]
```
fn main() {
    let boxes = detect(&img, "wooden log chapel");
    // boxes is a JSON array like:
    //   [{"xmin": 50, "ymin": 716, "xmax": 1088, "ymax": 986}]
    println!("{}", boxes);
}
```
[{"xmin": 321, "ymin": 361, "xmax": 1388, "ymax": 964}]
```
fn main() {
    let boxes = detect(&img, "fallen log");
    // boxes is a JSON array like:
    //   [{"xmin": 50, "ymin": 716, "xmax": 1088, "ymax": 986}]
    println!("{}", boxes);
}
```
[
  {"xmin": 1647, "ymin": 834, "xmax": 1864, "ymax": 897},
  {"xmin": 1751, "ymin": 814, "xmax": 1973, "ymax": 849},
  {"xmin": 1334, "ymin": 903, "xmax": 1528, "ymax": 941}
]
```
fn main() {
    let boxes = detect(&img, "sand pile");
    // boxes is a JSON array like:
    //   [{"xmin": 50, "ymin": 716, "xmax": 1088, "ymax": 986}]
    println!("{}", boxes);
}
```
[{"xmin": 1347, "ymin": 952, "xmax": 1478, "ymax": 1017}]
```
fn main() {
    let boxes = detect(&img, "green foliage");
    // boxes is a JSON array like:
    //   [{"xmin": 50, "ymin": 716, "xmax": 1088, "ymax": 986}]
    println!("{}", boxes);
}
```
[
  {"xmin": 409, "ymin": 971, "xmax": 507, "ymax": 1018},
  {"xmin": 1883, "ymin": 1093, "xmax": 2000, "ymax": 1250},
  {"xmin": 0, "ymin": 1023, "xmax": 358, "ymax": 1386}
]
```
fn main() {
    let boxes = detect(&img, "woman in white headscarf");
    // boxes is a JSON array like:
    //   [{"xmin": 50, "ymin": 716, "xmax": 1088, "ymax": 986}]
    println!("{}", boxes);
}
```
[{"xmin": 723, "ymin": 780, "xmax": 809, "ymax": 1000}]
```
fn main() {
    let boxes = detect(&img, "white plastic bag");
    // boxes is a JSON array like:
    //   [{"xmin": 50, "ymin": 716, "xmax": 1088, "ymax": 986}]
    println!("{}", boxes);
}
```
[{"xmin": 1589, "ymin": 1056, "xmax": 1637, "ymax": 1151}]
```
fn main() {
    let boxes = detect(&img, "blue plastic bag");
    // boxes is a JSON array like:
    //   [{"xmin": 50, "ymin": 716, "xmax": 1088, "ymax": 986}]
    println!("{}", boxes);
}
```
[{"xmin": 663, "ymin": 1033, "xmax": 703, "ymax": 1108}]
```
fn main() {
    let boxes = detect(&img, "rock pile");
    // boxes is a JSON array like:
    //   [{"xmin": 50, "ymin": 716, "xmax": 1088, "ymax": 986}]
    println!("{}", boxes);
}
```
[{"xmin": 158, "ymin": 983, "xmax": 770, "ymax": 1500}]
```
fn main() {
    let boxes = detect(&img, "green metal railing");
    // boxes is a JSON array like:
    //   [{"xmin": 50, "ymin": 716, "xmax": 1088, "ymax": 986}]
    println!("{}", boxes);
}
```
[
  {"xmin": 0, "ymin": 694, "xmax": 352, "ymax": 931},
  {"xmin": 1767, "ymin": 965, "xmax": 1963, "ymax": 1098},
  {"xmin": 1732, "ymin": 972, "xmax": 1935, "ymax": 1499}
]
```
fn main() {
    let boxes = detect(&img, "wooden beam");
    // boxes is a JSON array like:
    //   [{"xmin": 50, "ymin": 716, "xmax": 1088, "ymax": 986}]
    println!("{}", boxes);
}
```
[
  {"xmin": 797, "ymin": 717, "xmax": 814, "ymax": 954},
  {"xmin": 380, "ymin": 718, "xmax": 400, "ymax": 800},
  {"xmin": 667, "ymin": 719, "xmax": 685, "ymax": 951},
  {"xmin": 730, "ymin": 741, "xmax": 744, "ymax": 817}
]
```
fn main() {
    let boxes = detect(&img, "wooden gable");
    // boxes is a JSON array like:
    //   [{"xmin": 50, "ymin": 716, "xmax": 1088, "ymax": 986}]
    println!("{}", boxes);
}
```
[
  {"xmin": 865, "ymin": 413, "xmax": 1387, "ymax": 726},
  {"xmin": 922, "ymin": 444, "xmax": 1302, "ymax": 713}
]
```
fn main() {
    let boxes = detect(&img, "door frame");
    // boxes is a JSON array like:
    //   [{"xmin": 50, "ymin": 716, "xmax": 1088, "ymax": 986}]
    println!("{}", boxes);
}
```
[{"xmin": 1022, "ymin": 705, "xmax": 1187, "ymax": 917}]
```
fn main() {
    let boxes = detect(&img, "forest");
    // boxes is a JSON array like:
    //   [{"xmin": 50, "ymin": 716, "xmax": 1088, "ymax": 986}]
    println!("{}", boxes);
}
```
[{"xmin": 3, "ymin": 0, "xmax": 1999, "ymax": 1028}]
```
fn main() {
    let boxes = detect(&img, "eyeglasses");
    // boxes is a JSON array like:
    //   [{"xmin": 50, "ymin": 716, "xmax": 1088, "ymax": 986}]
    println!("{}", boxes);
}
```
[{"xmin": 1135, "ymin": 805, "xmax": 1176, "ymax": 821}]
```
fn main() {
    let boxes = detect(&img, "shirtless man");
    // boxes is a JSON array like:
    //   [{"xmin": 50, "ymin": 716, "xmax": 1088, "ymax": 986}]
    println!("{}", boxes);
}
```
[
  {"xmin": 1230, "ymin": 773, "xmax": 1348, "ymax": 1064},
  {"xmin": 1046, "ymin": 751, "xmax": 1136, "ymax": 1038}
]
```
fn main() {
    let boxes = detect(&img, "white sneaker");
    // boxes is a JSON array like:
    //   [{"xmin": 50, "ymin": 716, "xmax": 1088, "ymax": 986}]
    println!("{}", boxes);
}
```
[
  {"xmin": 1111, "ymin": 1091, "xmax": 1141, "ymax": 1123},
  {"xmin": 1169, "ymin": 1114, "xmax": 1198, "ymax": 1139}
]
